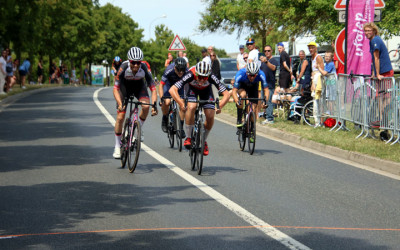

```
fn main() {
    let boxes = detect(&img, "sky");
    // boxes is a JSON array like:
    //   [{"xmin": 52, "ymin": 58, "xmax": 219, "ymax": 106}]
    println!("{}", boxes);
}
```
[{"xmin": 98, "ymin": 0, "xmax": 246, "ymax": 54}]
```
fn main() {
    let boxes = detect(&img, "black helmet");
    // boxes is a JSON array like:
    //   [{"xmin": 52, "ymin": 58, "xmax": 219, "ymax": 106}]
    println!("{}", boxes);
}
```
[{"xmin": 175, "ymin": 57, "xmax": 187, "ymax": 72}]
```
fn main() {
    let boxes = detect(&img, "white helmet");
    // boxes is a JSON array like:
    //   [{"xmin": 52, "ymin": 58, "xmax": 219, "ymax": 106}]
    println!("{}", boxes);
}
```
[
  {"xmin": 127, "ymin": 47, "xmax": 143, "ymax": 61},
  {"xmin": 195, "ymin": 61, "xmax": 211, "ymax": 76},
  {"xmin": 246, "ymin": 62, "xmax": 260, "ymax": 75}
]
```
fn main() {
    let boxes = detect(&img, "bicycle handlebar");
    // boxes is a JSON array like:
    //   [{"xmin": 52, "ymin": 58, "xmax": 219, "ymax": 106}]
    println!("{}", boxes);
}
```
[{"xmin": 238, "ymin": 97, "xmax": 266, "ymax": 106}]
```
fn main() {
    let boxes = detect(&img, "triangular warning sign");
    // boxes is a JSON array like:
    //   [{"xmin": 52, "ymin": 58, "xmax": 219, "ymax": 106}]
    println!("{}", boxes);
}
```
[
  {"xmin": 168, "ymin": 35, "xmax": 186, "ymax": 51},
  {"xmin": 334, "ymin": 0, "xmax": 385, "ymax": 10}
]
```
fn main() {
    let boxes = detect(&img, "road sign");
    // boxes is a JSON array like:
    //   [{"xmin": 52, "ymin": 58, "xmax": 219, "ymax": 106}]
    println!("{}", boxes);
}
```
[
  {"xmin": 168, "ymin": 35, "xmax": 186, "ymax": 51},
  {"xmin": 335, "ymin": 28, "xmax": 346, "ymax": 65},
  {"xmin": 338, "ymin": 9, "xmax": 381, "ymax": 23},
  {"xmin": 334, "ymin": 0, "xmax": 385, "ymax": 10}
]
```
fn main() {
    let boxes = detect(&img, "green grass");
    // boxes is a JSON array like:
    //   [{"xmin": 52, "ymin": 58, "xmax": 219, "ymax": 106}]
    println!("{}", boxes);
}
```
[{"xmin": 222, "ymin": 102, "xmax": 400, "ymax": 163}]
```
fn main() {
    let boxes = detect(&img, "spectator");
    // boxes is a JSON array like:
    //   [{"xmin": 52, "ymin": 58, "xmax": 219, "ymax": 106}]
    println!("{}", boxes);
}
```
[
  {"xmin": 277, "ymin": 42, "xmax": 291, "ymax": 93},
  {"xmin": 260, "ymin": 45, "xmax": 279, "ymax": 124},
  {"xmin": 364, "ymin": 22, "xmax": 393, "ymax": 79},
  {"xmin": 201, "ymin": 48, "xmax": 211, "ymax": 66},
  {"xmin": 331, "ymin": 41, "xmax": 344, "ymax": 75},
  {"xmin": 236, "ymin": 44, "xmax": 246, "ymax": 70},
  {"xmin": 296, "ymin": 50, "xmax": 312, "ymax": 92},
  {"xmin": 164, "ymin": 53, "xmax": 173, "ymax": 67},
  {"xmin": 19, "ymin": 58, "xmax": 31, "ymax": 89},
  {"xmin": 10, "ymin": 59, "xmax": 19, "ymax": 90},
  {"xmin": 210, "ymin": 52, "xmax": 221, "ymax": 80},
  {"xmin": 322, "ymin": 52, "xmax": 336, "ymax": 113},
  {"xmin": 49, "ymin": 62, "xmax": 56, "ymax": 83},
  {"xmin": 71, "ymin": 66, "xmax": 78, "ymax": 85},
  {"xmin": 62, "ymin": 64, "xmax": 69, "ymax": 85},
  {"xmin": 37, "ymin": 59, "xmax": 43, "ymax": 85},
  {"xmin": 241, "ymin": 52, "xmax": 248, "ymax": 67},
  {"xmin": 182, "ymin": 52, "xmax": 190, "ymax": 67},
  {"xmin": 0, "ymin": 50, "xmax": 7, "ymax": 94},
  {"xmin": 84, "ymin": 64, "xmax": 89, "ymax": 84},
  {"xmin": 5, "ymin": 48, "xmax": 13, "ymax": 92},
  {"xmin": 246, "ymin": 38, "xmax": 260, "ymax": 66}
]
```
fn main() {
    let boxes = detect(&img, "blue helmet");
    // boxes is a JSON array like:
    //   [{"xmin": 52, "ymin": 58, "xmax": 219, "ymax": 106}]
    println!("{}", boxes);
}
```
[{"xmin": 114, "ymin": 56, "xmax": 121, "ymax": 62}]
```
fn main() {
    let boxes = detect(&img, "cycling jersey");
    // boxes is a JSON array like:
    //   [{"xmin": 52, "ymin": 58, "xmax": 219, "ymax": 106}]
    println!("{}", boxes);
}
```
[
  {"xmin": 160, "ymin": 63, "xmax": 185, "ymax": 97},
  {"xmin": 114, "ymin": 61, "xmax": 155, "ymax": 91},
  {"xmin": 112, "ymin": 60, "xmax": 122, "ymax": 75},
  {"xmin": 233, "ymin": 68, "xmax": 267, "ymax": 89}
]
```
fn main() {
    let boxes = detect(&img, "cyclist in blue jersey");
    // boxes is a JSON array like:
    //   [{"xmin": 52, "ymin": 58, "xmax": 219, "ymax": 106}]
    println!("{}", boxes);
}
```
[
  {"xmin": 112, "ymin": 47, "xmax": 158, "ymax": 159},
  {"xmin": 232, "ymin": 62, "xmax": 268, "ymax": 127},
  {"xmin": 112, "ymin": 56, "xmax": 122, "ymax": 76},
  {"xmin": 160, "ymin": 57, "xmax": 187, "ymax": 136},
  {"xmin": 169, "ymin": 61, "xmax": 231, "ymax": 156}
]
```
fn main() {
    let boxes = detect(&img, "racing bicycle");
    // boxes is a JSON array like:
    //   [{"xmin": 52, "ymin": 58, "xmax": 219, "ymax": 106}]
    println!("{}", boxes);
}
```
[
  {"xmin": 237, "ymin": 97, "xmax": 266, "ymax": 155},
  {"xmin": 120, "ymin": 96, "xmax": 157, "ymax": 173},
  {"xmin": 161, "ymin": 96, "xmax": 184, "ymax": 152}
]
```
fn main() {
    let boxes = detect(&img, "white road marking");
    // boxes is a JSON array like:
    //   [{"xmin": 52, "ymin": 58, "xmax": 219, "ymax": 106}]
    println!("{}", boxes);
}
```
[{"xmin": 94, "ymin": 88, "xmax": 311, "ymax": 250}]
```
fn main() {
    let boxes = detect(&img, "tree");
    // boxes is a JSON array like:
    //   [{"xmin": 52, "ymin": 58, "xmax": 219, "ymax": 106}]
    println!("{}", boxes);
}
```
[{"xmin": 199, "ymin": 0, "xmax": 280, "ymax": 51}]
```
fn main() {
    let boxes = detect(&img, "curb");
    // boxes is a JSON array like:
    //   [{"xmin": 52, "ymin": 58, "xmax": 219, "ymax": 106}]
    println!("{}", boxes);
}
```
[{"xmin": 217, "ymin": 112, "xmax": 400, "ymax": 176}]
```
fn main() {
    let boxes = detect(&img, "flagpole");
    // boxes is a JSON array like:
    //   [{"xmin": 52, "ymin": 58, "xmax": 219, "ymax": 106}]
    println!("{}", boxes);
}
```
[{"xmin": 345, "ymin": 0, "xmax": 350, "ymax": 74}]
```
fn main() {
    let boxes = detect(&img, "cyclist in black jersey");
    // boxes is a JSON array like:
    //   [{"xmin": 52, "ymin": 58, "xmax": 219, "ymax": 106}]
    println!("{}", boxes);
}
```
[
  {"xmin": 169, "ymin": 61, "xmax": 231, "ymax": 156},
  {"xmin": 160, "ymin": 57, "xmax": 187, "ymax": 136},
  {"xmin": 112, "ymin": 47, "xmax": 158, "ymax": 159},
  {"xmin": 112, "ymin": 56, "xmax": 122, "ymax": 76}
]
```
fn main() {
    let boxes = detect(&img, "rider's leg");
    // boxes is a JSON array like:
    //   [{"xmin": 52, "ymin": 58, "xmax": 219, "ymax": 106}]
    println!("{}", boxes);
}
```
[
  {"xmin": 185, "ymin": 102, "xmax": 196, "ymax": 137},
  {"xmin": 204, "ymin": 108, "xmax": 215, "ymax": 141},
  {"xmin": 236, "ymin": 89, "xmax": 246, "ymax": 124}
]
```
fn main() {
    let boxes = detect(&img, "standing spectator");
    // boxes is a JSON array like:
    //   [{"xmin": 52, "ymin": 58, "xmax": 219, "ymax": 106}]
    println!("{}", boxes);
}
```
[
  {"xmin": 10, "ymin": 59, "xmax": 19, "ymax": 90},
  {"xmin": 71, "ymin": 66, "xmax": 78, "ymax": 85},
  {"xmin": 331, "ymin": 41, "xmax": 344, "ymax": 75},
  {"xmin": 201, "ymin": 48, "xmax": 211, "ymax": 66},
  {"xmin": 84, "ymin": 64, "xmax": 89, "ymax": 85},
  {"xmin": 164, "ymin": 53, "xmax": 173, "ymax": 67},
  {"xmin": 277, "ymin": 42, "xmax": 291, "ymax": 93},
  {"xmin": 19, "ymin": 58, "xmax": 31, "ymax": 89},
  {"xmin": 364, "ymin": 22, "xmax": 393, "ymax": 79},
  {"xmin": 246, "ymin": 38, "xmax": 260, "ymax": 66},
  {"xmin": 62, "ymin": 64, "xmax": 69, "ymax": 85},
  {"xmin": 5, "ymin": 48, "xmax": 13, "ymax": 92},
  {"xmin": 37, "ymin": 59, "xmax": 43, "ymax": 85},
  {"xmin": 260, "ymin": 45, "xmax": 279, "ymax": 124},
  {"xmin": 296, "ymin": 50, "xmax": 312, "ymax": 91},
  {"xmin": 308, "ymin": 41, "xmax": 325, "ymax": 127},
  {"xmin": 210, "ymin": 52, "xmax": 221, "ymax": 80},
  {"xmin": 183, "ymin": 52, "xmax": 190, "ymax": 67},
  {"xmin": 236, "ymin": 45, "xmax": 246, "ymax": 70},
  {"xmin": 0, "ymin": 50, "xmax": 7, "ymax": 94},
  {"xmin": 241, "ymin": 52, "xmax": 248, "ymax": 68}
]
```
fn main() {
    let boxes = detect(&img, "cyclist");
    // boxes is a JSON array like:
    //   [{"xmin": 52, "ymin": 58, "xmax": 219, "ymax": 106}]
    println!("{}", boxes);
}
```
[
  {"xmin": 111, "ymin": 56, "xmax": 122, "ymax": 76},
  {"xmin": 160, "ymin": 57, "xmax": 188, "ymax": 137},
  {"xmin": 169, "ymin": 61, "xmax": 230, "ymax": 156},
  {"xmin": 232, "ymin": 62, "xmax": 268, "ymax": 127},
  {"xmin": 112, "ymin": 47, "xmax": 158, "ymax": 159}
]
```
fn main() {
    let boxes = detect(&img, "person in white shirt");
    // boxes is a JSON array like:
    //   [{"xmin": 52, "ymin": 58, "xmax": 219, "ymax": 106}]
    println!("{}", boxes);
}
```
[
  {"xmin": 236, "ymin": 45, "xmax": 246, "ymax": 70},
  {"xmin": 246, "ymin": 38, "xmax": 260, "ymax": 67},
  {"xmin": 201, "ymin": 48, "xmax": 212, "ymax": 66}
]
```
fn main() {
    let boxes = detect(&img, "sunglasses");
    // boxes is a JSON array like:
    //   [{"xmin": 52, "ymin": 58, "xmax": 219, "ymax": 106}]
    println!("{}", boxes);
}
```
[
  {"xmin": 243, "ymin": 57, "xmax": 248, "ymax": 60},
  {"xmin": 210, "ymin": 55, "xmax": 216, "ymax": 57},
  {"xmin": 264, "ymin": 50, "xmax": 271, "ymax": 52},
  {"xmin": 129, "ymin": 60, "xmax": 141, "ymax": 65},
  {"xmin": 197, "ymin": 75, "xmax": 208, "ymax": 81},
  {"xmin": 247, "ymin": 73, "xmax": 256, "ymax": 77}
]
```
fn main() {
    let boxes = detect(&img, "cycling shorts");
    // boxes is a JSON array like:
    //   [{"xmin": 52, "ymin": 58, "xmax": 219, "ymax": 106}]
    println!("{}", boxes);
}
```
[
  {"xmin": 238, "ymin": 83, "xmax": 259, "ymax": 103},
  {"xmin": 163, "ymin": 83, "xmax": 185, "ymax": 98},
  {"xmin": 118, "ymin": 79, "xmax": 149, "ymax": 111},
  {"xmin": 187, "ymin": 86, "xmax": 216, "ymax": 110}
]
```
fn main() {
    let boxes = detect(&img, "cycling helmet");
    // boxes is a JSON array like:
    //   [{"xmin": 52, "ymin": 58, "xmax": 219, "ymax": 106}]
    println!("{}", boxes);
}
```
[
  {"xmin": 174, "ymin": 57, "xmax": 187, "ymax": 72},
  {"xmin": 195, "ymin": 61, "xmax": 211, "ymax": 76},
  {"xmin": 246, "ymin": 61, "xmax": 260, "ymax": 75},
  {"xmin": 114, "ymin": 56, "xmax": 121, "ymax": 62},
  {"xmin": 127, "ymin": 47, "xmax": 143, "ymax": 61}
]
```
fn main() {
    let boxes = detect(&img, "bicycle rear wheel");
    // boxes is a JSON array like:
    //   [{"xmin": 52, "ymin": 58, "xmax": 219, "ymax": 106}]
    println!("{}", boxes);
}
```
[
  {"xmin": 120, "ymin": 118, "xmax": 129, "ymax": 168},
  {"xmin": 176, "ymin": 115, "xmax": 183, "ymax": 152},
  {"xmin": 128, "ymin": 120, "xmax": 141, "ymax": 173},
  {"xmin": 389, "ymin": 50, "xmax": 399, "ymax": 62},
  {"xmin": 302, "ymin": 100, "xmax": 315, "ymax": 127},
  {"xmin": 247, "ymin": 111, "xmax": 256, "ymax": 155},
  {"xmin": 167, "ymin": 112, "xmax": 175, "ymax": 148},
  {"xmin": 196, "ymin": 124, "xmax": 205, "ymax": 175}
]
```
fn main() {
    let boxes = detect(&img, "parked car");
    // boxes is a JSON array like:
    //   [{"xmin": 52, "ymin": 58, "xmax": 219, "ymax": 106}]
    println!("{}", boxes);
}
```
[{"xmin": 219, "ymin": 58, "xmax": 237, "ymax": 90}]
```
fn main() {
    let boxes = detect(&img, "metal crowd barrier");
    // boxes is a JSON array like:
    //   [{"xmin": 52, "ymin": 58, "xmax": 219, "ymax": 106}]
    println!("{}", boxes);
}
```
[{"xmin": 325, "ymin": 74, "xmax": 398, "ymax": 145}]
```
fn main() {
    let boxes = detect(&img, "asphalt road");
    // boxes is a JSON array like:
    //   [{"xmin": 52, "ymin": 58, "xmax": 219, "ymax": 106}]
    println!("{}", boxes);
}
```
[{"xmin": 0, "ymin": 87, "xmax": 399, "ymax": 249}]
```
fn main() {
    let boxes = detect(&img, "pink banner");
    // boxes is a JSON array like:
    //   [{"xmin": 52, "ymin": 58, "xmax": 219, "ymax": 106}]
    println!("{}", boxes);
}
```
[{"xmin": 347, "ymin": 0, "xmax": 374, "ymax": 75}]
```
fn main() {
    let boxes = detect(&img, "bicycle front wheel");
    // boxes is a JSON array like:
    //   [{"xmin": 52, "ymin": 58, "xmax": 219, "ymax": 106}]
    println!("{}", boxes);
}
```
[
  {"xmin": 247, "ymin": 111, "xmax": 256, "ymax": 155},
  {"xmin": 238, "ymin": 126, "xmax": 246, "ymax": 151},
  {"xmin": 120, "ymin": 118, "xmax": 129, "ymax": 168},
  {"xmin": 167, "ymin": 113, "xmax": 175, "ymax": 148},
  {"xmin": 302, "ymin": 100, "xmax": 315, "ymax": 127},
  {"xmin": 128, "ymin": 120, "xmax": 141, "ymax": 173},
  {"xmin": 196, "ymin": 124, "xmax": 205, "ymax": 175},
  {"xmin": 176, "ymin": 115, "xmax": 183, "ymax": 152},
  {"xmin": 389, "ymin": 50, "xmax": 399, "ymax": 62},
  {"xmin": 190, "ymin": 126, "xmax": 197, "ymax": 171}
]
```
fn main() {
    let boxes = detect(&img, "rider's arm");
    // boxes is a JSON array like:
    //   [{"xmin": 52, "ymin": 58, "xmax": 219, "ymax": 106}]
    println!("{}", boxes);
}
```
[{"xmin": 169, "ymin": 85, "xmax": 184, "ymax": 109}]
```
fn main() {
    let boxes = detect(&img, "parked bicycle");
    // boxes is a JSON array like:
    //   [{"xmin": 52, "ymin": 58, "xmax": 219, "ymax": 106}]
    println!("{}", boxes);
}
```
[
  {"xmin": 237, "ymin": 97, "xmax": 265, "ymax": 155},
  {"xmin": 161, "ymin": 96, "xmax": 184, "ymax": 152},
  {"xmin": 186, "ymin": 98, "xmax": 219, "ymax": 175},
  {"xmin": 389, "ymin": 43, "xmax": 400, "ymax": 63},
  {"xmin": 120, "ymin": 96, "xmax": 157, "ymax": 173}
]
